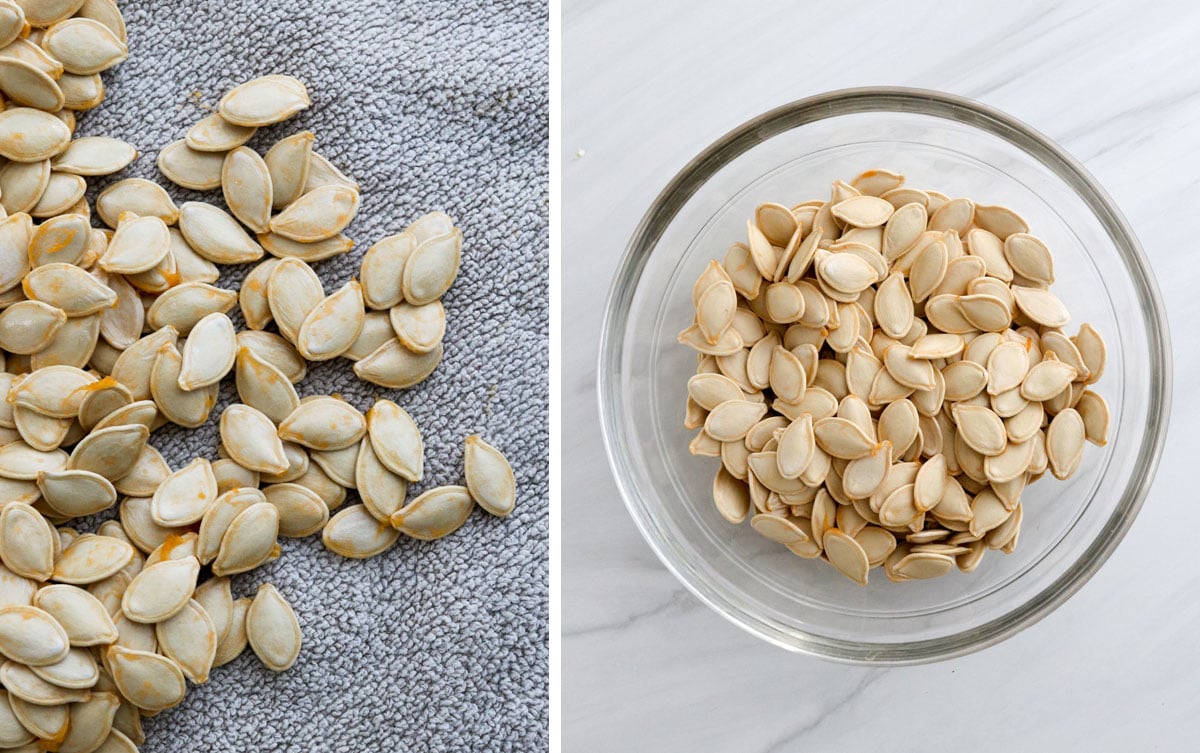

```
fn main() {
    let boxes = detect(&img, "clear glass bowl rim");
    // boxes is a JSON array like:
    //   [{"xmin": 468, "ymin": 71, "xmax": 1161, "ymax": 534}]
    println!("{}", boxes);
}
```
[{"xmin": 597, "ymin": 86, "xmax": 1173, "ymax": 664}]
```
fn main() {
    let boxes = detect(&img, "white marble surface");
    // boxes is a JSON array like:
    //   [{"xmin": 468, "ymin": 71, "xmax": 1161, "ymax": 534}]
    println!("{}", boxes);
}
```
[{"xmin": 562, "ymin": 0, "xmax": 1196, "ymax": 749}]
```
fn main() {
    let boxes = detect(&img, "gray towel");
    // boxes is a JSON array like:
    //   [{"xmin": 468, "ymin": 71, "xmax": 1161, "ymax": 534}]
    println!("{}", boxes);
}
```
[{"xmin": 74, "ymin": 0, "xmax": 549, "ymax": 750}]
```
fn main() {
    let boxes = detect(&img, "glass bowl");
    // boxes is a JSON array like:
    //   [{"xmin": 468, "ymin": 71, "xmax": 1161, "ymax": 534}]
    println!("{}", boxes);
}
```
[{"xmin": 598, "ymin": 87, "xmax": 1171, "ymax": 664}]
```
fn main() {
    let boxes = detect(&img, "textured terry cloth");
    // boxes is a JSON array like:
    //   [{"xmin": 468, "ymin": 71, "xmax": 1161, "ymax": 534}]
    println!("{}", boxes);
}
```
[{"xmin": 71, "ymin": 1, "xmax": 549, "ymax": 750}]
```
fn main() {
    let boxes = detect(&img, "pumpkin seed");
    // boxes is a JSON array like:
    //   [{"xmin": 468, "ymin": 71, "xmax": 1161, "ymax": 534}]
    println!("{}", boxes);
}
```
[
  {"xmin": 53, "ymin": 137, "xmax": 135, "ymax": 178},
  {"xmin": 0, "ymin": 55, "xmax": 64, "ymax": 111},
  {"xmin": 222, "ymin": 146, "xmax": 273, "ymax": 233},
  {"xmin": 95, "ymin": 179, "xmax": 177, "ymax": 228},
  {"xmin": 211, "ymin": 502, "xmax": 278, "ymax": 577},
  {"xmin": 265, "ymin": 257, "xmax": 323, "ymax": 342},
  {"xmin": 262, "ymin": 483, "xmax": 328, "ymax": 537},
  {"xmin": 0, "ymin": 605, "xmax": 70, "ymax": 666},
  {"xmin": 99, "ymin": 214, "xmax": 169, "ymax": 274},
  {"xmin": 278, "ymin": 396, "xmax": 366, "ymax": 451},
  {"xmin": 219, "ymin": 403, "xmax": 288, "ymax": 475},
  {"xmin": 11, "ymin": 365, "xmax": 94, "ymax": 418},
  {"xmin": 1046, "ymin": 408, "xmax": 1086, "ymax": 480},
  {"xmin": 105, "ymin": 646, "xmax": 185, "ymax": 711},
  {"xmin": 218, "ymin": 75, "xmax": 310, "ymax": 127},
  {"xmin": 0, "ymin": 502, "xmax": 55, "ymax": 579},
  {"xmin": 0, "ymin": 300, "xmax": 67, "ymax": 353},
  {"xmin": 0, "ymin": 108, "xmax": 70, "ymax": 161},
  {"xmin": 177, "ymin": 312, "xmax": 236, "ymax": 390},
  {"xmin": 0, "ymin": 3, "xmax": 23, "ymax": 48},
  {"xmin": 353, "ymin": 338, "xmax": 443, "ymax": 389},
  {"xmin": 236, "ymin": 330, "xmax": 306, "ymax": 383},
  {"xmin": 66, "ymin": 423, "xmax": 149, "ymax": 481},
  {"xmin": 196, "ymin": 487, "xmax": 264, "ymax": 565},
  {"xmin": 212, "ymin": 596, "xmax": 250, "ymax": 668},
  {"xmin": 461, "ymin": 435, "xmax": 514, "ymax": 517},
  {"xmin": 119, "ymin": 555, "xmax": 198, "ymax": 624},
  {"xmin": 296, "ymin": 281, "xmax": 364, "ymax": 361},
  {"xmin": 322, "ymin": 504, "xmax": 397, "ymax": 558},
  {"xmin": 263, "ymin": 131, "xmax": 313, "ymax": 208},
  {"xmin": 304, "ymin": 150, "xmax": 358, "ymax": 193},
  {"xmin": 1, "ymin": 660, "xmax": 89, "ymax": 705},
  {"xmin": 245, "ymin": 583, "xmax": 300, "ymax": 672},
  {"xmin": 29, "ymin": 646, "xmax": 98, "ymax": 690},
  {"xmin": 145, "ymin": 282, "xmax": 236, "ymax": 335},
  {"xmin": 269, "ymin": 184, "xmax": 359, "ymax": 243},
  {"xmin": 23, "ymin": 262, "xmax": 116, "ymax": 315},
  {"xmin": 193, "ymin": 577, "xmax": 233, "ymax": 646},
  {"xmin": 149, "ymin": 343, "xmax": 216, "ymax": 428},
  {"xmin": 401, "ymin": 228, "xmax": 461, "ymax": 306},
  {"xmin": 154, "ymin": 599, "xmax": 215, "ymax": 684},
  {"xmin": 33, "ymin": 585, "xmax": 117, "ymax": 647},
  {"xmin": 149, "ymin": 458, "xmax": 216, "ymax": 528},
  {"xmin": 156, "ymin": 138, "xmax": 224, "ymax": 190},
  {"xmin": 51, "ymin": 534, "xmax": 132, "ymax": 585},
  {"xmin": 8, "ymin": 692, "xmax": 68, "ymax": 741},
  {"xmin": 177, "ymin": 201, "xmax": 263, "ymax": 264},
  {"xmin": 360, "ymin": 232, "xmax": 414, "ymax": 309},
  {"xmin": 258, "ymin": 231, "xmax": 354, "ymax": 262},
  {"xmin": 364, "ymin": 399, "xmax": 423, "ymax": 482},
  {"xmin": 389, "ymin": 485, "xmax": 473, "ymax": 541}
]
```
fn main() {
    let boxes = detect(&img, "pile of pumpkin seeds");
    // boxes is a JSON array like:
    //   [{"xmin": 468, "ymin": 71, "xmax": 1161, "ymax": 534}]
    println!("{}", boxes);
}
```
[
  {"xmin": 681, "ymin": 169, "xmax": 1109, "ymax": 585},
  {"xmin": 0, "ymin": 2, "xmax": 517, "ymax": 751}
]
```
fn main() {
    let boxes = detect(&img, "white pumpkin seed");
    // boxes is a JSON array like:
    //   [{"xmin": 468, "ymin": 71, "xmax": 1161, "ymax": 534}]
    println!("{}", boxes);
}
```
[
  {"xmin": 353, "ymin": 338, "xmax": 443, "ymax": 389},
  {"xmin": 177, "ymin": 312, "xmax": 236, "ymax": 390},
  {"xmin": 177, "ymin": 201, "xmax": 263, "ymax": 264},
  {"xmin": 365, "ymin": 399, "xmax": 423, "ymax": 482},
  {"xmin": 278, "ymin": 396, "xmax": 366, "ymax": 451},
  {"xmin": 360, "ymin": 232, "xmax": 414, "ymax": 309},
  {"xmin": 245, "ymin": 583, "xmax": 300, "ymax": 672},
  {"xmin": 95, "ymin": 179, "xmax": 177, "ymax": 228},
  {"xmin": 0, "ymin": 605, "xmax": 69, "ymax": 666},
  {"xmin": 0, "ymin": 56, "xmax": 64, "ymax": 111},
  {"xmin": 218, "ymin": 75, "xmax": 310, "ymax": 127},
  {"xmin": 0, "ymin": 502, "xmax": 55, "ymax": 579},
  {"xmin": 263, "ymin": 131, "xmax": 313, "ymax": 208},
  {"xmin": 211, "ymin": 502, "xmax": 278, "ymax": 577},
  {"xmin": 389, "ymin": 485, "xmax": 474, "ymax": 541},
  {"xmin": 296, "ymin": 280, "xmax": 364, "ymax": 361},
  {"xmin": 51, "ymin": 534, "xmax": 132, "ymax": 584},
  {"xmin": 150, "ymin": 458, "xmax": 216, "ymax": 527},
  {"xmin": 463, "ymin": 435, "xmax": 515, "ymax": 517},
  {"xmin": 0, "ymin": 300, "xmax": 66, "ymax": 354},
  {"xmin": 401, "ymin": 228, "xmax": 461, "ymax": 305},
  {"xmin": 265, "ymin": 257, "xmax": 323, "ymax": 342},
  {"xmin": 119, "ymin": 556, "xmax": 198, "ymax": 623},
  {"xmin": 196, "ymin": 488, "xmax": 264, "ymax": 566},
  {"xmin": 33, "ymin": 585, "xmax": 117, "ymax": 647},
  {"xmin": 41, "ymin": 18, "xmax": 127, "ymax": 74},
  {"xmin": 0, "ymin": 108, "xmax": 70, "ymax": 161},
  {"xmin": 154, "ymin": 599, "xmax": 215, "ymax": 684},
  {"xmin": 1, "ymin": 660, "xmax": 89, "ymax": 705},
  {"xmin": 268, "ymin": 184, "xmax": 359, "ymax": 243},
  {"xmin": 105, "ymin": 646, "xmax": 185, "ymax": 711},
  {"xmin": 149, "ymin": 343, "xmax": 217, "ymax": 428},
  {"xmin": 221, "ymin": 146, "xmax": 273, "ymax": 233},
  {"xmin": 29, "ymin": 646, "xmax": 98, "ymax": 690},
  {"xmin": 322, "ymin": 504, "xmax": 398, "ymax": 558},
  {"xmin": 219, "ymin": 403, "xmax": 288, "ymax": 475},
  {"xmin": 66, "ymin": 423, "xmax": 149, "ymax": 481},
  {"xmin": 262, "ymin": 483, "xmax": 328, "ymax": 537},
  {"xmin": 156, "ymin": 139, "xmax": 225, "ymax": 191}
]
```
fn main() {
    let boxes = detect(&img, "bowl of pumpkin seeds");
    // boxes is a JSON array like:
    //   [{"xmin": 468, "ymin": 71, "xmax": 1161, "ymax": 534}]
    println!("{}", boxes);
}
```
[{"xmin": 599, "ymin": 87, "xmax": 1170, "ymax": 663}]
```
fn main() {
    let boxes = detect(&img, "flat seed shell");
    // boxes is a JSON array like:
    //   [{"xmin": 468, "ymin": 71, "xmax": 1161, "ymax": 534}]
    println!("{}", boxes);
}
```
[
  {"xmin": 23, "ymin": 263, "xmax": 116, "ymax": 315},
  {"xmin": 366, "ymin": 400, "xmax": 423, "ymax": 481},
  {"xmin": 177, "ymin": 312, "xmax": 236, "ymax": 389},
  {"xmin": 156, "ymin": 140, "xmax": 224, "ymax": 191},
  {"xmin": 463, "ymin": 435, "xmax": 515, "ymax": 517},
  {"xmin": 389, "ymin": 300, "xmax": 445, "ymax": 355},
  {"xmin": 1, "ymin": 661, "xmax": 88, "ymax": 705},
  {"xmin": 105, "ymin": 646, "xmax": 185, "ymax": 712},
  {"xmin": 150, "ymin": 458, "xmax": 216, "ymax": 527},
  {"xmin": 245, "ymin": 584, "xmax": 300, "ymax": 672},
  {"xmin": 177, "ymin": 201, "xmax": 263, "ymax": 264},
  {"xmin": 234, "ymin": 346, "xmax": 299, "ymax": 424},
  {"xmin": 266, "ymin": 258, "xmax": 322, "ymax": 342},
  {"xmin": 221, "ymin": 146, "xmax": 272, "ymax": 233},
  {"xmin": 278, "ymin": 397, "xmax": 365, "ymax": 451},
  {"xmin": 0, "ymin": 605, "xmax": 69, "ymax": 666},
  {"xmin": 401, "ymin": 229, "xmax": 461, "ymax": 305},
  {"xmin": 154, "ymin": 599, "xmax": 215, "ymax": 684},
  {"xmin": 0, "ymin": 300, "xmax": 66, "ymax": 353},
  {"xmin": 66, "ymin": 424, "xmax": 148, "ymax": 481},
  {"xmin": 211, "ymin": 502, "xmax": 278, "ymax": 577},
  {"xmin": 262, "ymin": 483, "xmax": 328, "ymax": 537},
  {"xmin": 263, "ymin": 131, "xmax": 313, "ymax": 208},
  {"xmin": 95, "ymin": 180, "xmax": 176, "ymax": 231},
  {"xmin": 218, "ymin": 75, "xmax": 310, "ymax": 127},
  {"xmin": 0, "ymin": 502, "xmax": 54, "ymax": 580},
  {"xmin": 1047, "ymin": 408, "xmax": 1086, "ymax": 479},
  {"xmin": 185, "ymin": 113, "xmax": 255, "ymax": 152},
  {"xmin": 296, "ymin": 281, "xmax": 364, "ymax": 361},
  {"xmin": 389, "ymin": 485, "xmax": 473, "ymax": 541},
  {"xmin": 99, "ymin": 214, "xmax": 169, "ymax": 274},
  {"xmin": 268, "ymin": 184, "xmax": 359, "ymax": 243},
  {"xmin": 29, "ymin": 646, "xmax": 98, "ymax": 690},
  {"xmin": 822, "ymin": 529, "xmax": 869, "ymax": 585},
  {"xmin": 149, "ymin": 343, "xmax": 217, "ymax": 428},
  {"xmin": 33, "ymin": 585, "xmax": 116, "ymax": 647},
  {"xmin": 196, "ymin": 488, "xmax": 263, "ymax": 565},
  {"xmin": 322, "ymin": 504, "xmax": 398, "ymax": 558},
  {"xmin": 353, "ymin": 339, "xmax": 442, "ymax": 389},
  {"xmin": 360, "ymin": 232, "xmax": 414, "ymax": 309},
  {"xmin": 40, "ymin": 18, "xmax": 127, "ymax": 74},
  {"xmin": 51, "ymin": 534, "xmax": 132, "ymax": 584},
  {"xmin": 0, "ymin": 108, "xmax": 70, "ymax": 161},
  {"xmin": 119, "ymin": 556, "xmax": 198, "ymax": 624},
  {"xmin": 219, "ymin": 403, "xmax": 288, "ymax": 474},
  {"xmin": 1012, "ymin": 286, "xmax": 1069, "ymax": 327}
]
